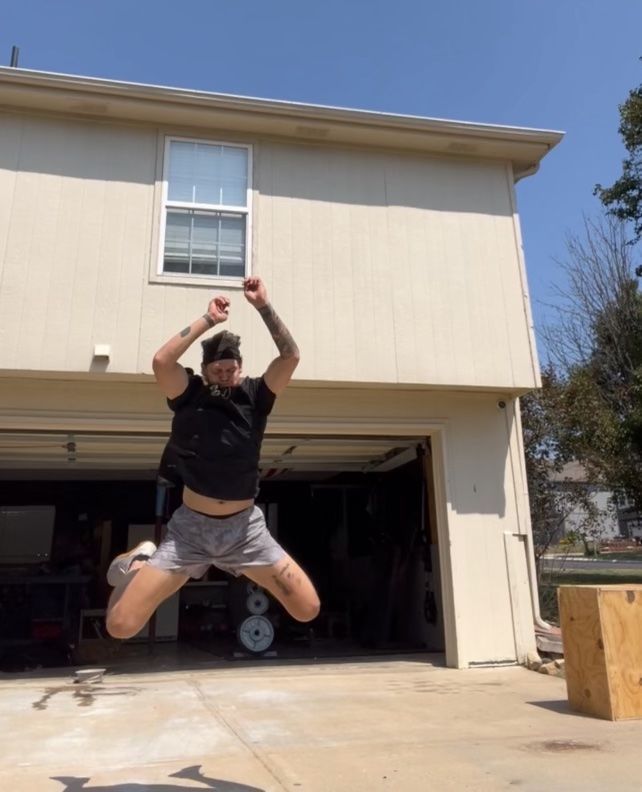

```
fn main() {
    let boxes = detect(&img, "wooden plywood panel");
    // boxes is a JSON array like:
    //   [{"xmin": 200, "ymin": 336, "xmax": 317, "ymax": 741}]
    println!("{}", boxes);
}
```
[
  {"xmin": 559, "ymin": 585, "xmax": 642, "ymax": 720},
  {"xmin": 600, "ymin": 587, "xmax": 642, "ymax": 720},
  {"xmin": 559, "ymin": 586, "xmax": 618, "ymax": 719}
]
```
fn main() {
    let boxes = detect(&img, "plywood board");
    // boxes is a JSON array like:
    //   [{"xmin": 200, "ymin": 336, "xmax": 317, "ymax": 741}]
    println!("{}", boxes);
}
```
[
  {"xmin": 559, "ymin": 585, "xmax": 642, "ymax": 720},
  {"xmin": 559, "ymin": 586, "xmax": 613, "ymax": 719},
  {"xmin": 599, "ymin": 587, "xmax": 642, "ymax": 720}
]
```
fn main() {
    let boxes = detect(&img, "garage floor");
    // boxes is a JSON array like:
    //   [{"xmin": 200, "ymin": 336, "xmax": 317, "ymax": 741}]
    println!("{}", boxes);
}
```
[
  {"xmin": 70, "ymin": 638, "xmax": 434, "ymax": 675},
  {"xmin": 2, "ymin": 654, "xmax": 641, "ymax": 791}
]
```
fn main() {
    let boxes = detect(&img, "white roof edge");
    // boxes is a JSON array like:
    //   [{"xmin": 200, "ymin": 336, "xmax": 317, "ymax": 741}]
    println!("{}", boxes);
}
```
[{"xmin": 0, "ymin": 66, "xmax": 564, "ymax": 148}]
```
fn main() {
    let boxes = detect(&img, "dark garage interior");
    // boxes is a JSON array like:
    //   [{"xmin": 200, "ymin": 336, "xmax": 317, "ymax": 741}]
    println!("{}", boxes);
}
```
[{"xmin": 0, "ymin": 436, "xmax": 444, "ymax": 673}]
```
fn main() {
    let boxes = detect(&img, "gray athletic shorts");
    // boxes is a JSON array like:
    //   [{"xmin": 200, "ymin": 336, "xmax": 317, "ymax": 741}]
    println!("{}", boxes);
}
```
[{"xmin": 148, "ymin": 504, "xmax": 286, "ymax": 579}]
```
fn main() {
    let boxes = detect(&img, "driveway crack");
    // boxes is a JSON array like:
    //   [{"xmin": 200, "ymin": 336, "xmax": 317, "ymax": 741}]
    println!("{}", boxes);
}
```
[{"xmin": 188, "ymin": 678, "xmax": 289, "ymax": 792}]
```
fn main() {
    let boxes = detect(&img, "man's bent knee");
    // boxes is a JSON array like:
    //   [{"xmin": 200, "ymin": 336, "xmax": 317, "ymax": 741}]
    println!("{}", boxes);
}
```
[
  {"xmin": 290, "ymin": 597, "xmax": 321, "ymax": 623},
  {"xmin": 106, "ymin": 610, "xmax": 146, "ymax": 640}
]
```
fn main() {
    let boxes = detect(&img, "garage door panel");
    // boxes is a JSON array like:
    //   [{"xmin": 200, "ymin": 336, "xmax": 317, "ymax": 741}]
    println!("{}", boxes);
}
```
[{"xmin": 0, "ymin": 430, "xmax": 424, "ymax": 474}]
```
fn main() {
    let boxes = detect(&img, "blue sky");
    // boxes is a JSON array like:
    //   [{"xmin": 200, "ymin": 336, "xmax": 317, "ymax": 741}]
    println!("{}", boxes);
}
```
[{"xmin": 3, "ymin": 0, "xmax": 642, "ymax": 356}]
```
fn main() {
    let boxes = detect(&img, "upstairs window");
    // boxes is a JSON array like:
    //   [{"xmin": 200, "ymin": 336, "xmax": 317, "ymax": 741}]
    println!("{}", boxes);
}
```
[{"xmin": 160, "ymin": 138, "xmax": 251, "ymax": 280}]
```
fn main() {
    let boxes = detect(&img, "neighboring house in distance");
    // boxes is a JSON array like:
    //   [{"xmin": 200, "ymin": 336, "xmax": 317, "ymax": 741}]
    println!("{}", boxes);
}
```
[
  {"xmin": 0, "ymin": 67, "xmax": 563, "ymax": 669},
  {"xmin": 549, "ymin": 461, "xmax": 620, "ymax": 542},
  {"xmin": 614, "ymin": 497, "xmax": 642, "ymax": 542}
]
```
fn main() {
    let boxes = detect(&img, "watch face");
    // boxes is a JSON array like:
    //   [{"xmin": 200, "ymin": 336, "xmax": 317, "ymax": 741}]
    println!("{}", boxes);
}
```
[{"xmin": 238, "ymin": 615, "xmax": 274, "ymax": 653}]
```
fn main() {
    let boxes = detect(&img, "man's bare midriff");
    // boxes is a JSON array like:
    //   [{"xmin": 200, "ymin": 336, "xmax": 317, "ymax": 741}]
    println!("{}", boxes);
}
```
[{"xmin": 183, "ymin": 485, "xmax": 254, "ymax": 516}]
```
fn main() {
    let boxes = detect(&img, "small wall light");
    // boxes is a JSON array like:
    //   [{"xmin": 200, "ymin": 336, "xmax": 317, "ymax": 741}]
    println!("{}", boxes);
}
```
[{"xmin": 93, "ymin": 344, "xmax": 111, "ymax": 359}]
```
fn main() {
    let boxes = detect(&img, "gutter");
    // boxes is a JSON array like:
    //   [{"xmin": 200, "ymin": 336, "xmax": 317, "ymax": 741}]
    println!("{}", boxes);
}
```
[{"xmin": 0, "ymin": 67, "xmax": 564, "ymax": 177}]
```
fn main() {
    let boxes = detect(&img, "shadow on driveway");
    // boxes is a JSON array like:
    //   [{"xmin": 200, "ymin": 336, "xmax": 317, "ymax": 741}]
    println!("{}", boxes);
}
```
[
  {"xmin": 51, "ymin": 765, "xmax": 265, "ymax": 791},
  {"xmin": 527, "ymin": 699, "xmax": 602, "ymax": 720}
]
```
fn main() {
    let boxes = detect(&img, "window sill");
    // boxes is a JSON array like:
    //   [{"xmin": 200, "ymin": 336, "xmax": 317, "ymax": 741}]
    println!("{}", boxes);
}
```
[{"xmin": 149, "ymin": 272, "xmax": 247, "ymax": 289}]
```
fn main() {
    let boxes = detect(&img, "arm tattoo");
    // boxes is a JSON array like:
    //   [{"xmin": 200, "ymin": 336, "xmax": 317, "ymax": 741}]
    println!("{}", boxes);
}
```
[
  {"xmin": 180, "ymin": 314, "xmax": 213, "ymax": 338},
  {"xmin": 258, "ymin": 303, "xmax": 300, "ymax": 359}
]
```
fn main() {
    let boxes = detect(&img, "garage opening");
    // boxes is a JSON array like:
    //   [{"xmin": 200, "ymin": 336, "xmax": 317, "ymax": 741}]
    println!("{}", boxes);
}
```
[{"xmin": 0, "ymin": 431, "xmax": 445, "ymax": 672}]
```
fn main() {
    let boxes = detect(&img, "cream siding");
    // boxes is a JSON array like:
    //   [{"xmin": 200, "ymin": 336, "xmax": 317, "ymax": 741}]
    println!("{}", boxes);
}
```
[
  {"xmin": 253, "ymin": 143, "xmax": 537, "ymax": 389},
  {"xmin": 0, "ymin": 376, "xmax": 539, "ymax": 667},
  {"xmin": 0, "ymin": 114, "xmax": 156, "ymax": 373},
  {"xmin": 1, "ymin": 112, "xmax": 538, "ymax": 391}
]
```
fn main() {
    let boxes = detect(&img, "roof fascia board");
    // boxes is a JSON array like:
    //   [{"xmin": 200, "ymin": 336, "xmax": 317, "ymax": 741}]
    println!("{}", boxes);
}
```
[{"xmin": 0, "ymin": 67, "xmax": 564, "ymax": 178}]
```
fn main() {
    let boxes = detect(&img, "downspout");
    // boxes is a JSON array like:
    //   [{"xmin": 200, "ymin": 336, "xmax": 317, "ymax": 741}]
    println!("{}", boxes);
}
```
[
  {"xmin": 511, "ymin": 397, "xmax": 551, "ymax": 630},
  {"xmin": 509, "ymin": 156, "xmax": 551, "ymax": 630}
]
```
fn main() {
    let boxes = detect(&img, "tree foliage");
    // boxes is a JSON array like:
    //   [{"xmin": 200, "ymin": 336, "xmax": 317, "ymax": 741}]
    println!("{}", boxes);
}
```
[
  {"xmin": 540, "ymin": 216, "xmax": 641, "ymax": 372},
  {"xmin": 595, "ymin": 75, "xmax": 642, "ymax": 241},
  {"xmin": 521, "ymin": 367, "xmax": 603, "ymax": 562},
  {"xmin": 521, "ymin": 216, "xmax": 641, "ymax": 557},
  {"xmin": 543, "ymin": 217, "xmax": 642, "ymax": 508},
  {"xmin": 524, "ymin": 63, "xmax": 642, "ymax": 561}
]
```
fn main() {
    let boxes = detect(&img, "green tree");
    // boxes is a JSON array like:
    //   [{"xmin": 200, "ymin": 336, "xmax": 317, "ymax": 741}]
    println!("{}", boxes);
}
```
[
  {"xmin": 595, "ymin": 71, "xmax": 642, "ymax": 241},
  {"xmin": 521, "ymin": 367, "xmax": 603, "ymax": 564},
  {"xmin": 539, "ymin": 216, "xmax": 642, "ymax": 510}
]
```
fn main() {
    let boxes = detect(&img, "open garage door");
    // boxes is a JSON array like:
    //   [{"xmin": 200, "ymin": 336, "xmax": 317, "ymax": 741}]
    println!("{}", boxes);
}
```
[
  {"xmin": 0, "ymin": 429, "xmax": 424, "ymax": 476},
  {"xmin": 0, "ymin": 425, "xmax": 444, "ymax": 671}
]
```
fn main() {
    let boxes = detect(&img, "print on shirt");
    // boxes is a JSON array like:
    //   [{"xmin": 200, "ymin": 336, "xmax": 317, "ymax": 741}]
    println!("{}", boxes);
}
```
[{"xmin": 209, "ymin": 384, "xmax": 232, "ymax": 399}]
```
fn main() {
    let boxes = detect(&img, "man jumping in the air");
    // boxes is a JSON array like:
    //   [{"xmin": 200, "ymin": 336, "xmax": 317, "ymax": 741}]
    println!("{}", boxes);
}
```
[{"xmin": 105, "ymin": 276, "xmax": 320, "ymax": 639}]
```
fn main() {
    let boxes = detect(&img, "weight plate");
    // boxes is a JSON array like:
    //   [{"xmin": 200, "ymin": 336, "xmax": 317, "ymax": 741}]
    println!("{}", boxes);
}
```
[
  {"xmin": 238, "ymin": 615, "xmax": 274, "ymax": 653},
  {"xmin": 246, "ymin": 591, "xmax": 269, "ymax": 615}
]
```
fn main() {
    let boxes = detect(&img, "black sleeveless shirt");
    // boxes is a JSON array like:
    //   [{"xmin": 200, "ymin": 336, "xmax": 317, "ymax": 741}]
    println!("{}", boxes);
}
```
[{"xmin": 158, "ymin": 374, "xmax": 276, "ymax": 500}]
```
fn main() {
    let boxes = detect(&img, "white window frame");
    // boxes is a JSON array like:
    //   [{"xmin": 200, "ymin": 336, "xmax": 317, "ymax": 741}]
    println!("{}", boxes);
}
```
[{"xmin": 156, "ymin": 135, "xmax": 252, "ymax": 285}]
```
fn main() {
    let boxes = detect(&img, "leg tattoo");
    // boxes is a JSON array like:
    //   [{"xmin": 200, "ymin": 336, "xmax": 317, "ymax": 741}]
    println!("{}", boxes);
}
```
[{"xmin": 271, "ymin": 562, "xmax": 300, "ymax": 597}]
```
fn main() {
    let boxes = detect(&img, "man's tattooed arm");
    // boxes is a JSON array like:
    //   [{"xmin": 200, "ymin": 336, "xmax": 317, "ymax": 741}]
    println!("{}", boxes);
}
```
[
  {"xmin": 179, "ymin": 314, "xmax": 214, "ymax": 338},
  {"xmin": 152, "ymin": 300, "xmax": 227, "ymax": 400},
  {"xmin": 258, "ymin": 303, "xmax": 300, "ymax": 360}
]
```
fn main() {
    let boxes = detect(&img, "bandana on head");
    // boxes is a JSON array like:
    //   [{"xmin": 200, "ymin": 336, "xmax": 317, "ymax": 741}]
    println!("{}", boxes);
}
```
[{"xmin": 201, "ymin": 330, "xmax": 242, "ymax": 365}]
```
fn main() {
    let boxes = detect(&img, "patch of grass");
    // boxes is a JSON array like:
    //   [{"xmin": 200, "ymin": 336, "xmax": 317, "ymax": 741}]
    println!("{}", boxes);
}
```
[
  {"xmin": 549, "ymin": 542, "xmax": 585, "ymax": 555},
  {"xmin": 545, "ymin": 570, "xmax": 642, "ymax": 586},
  {"xmin": 539, "ymin": 585, "xmax": 561, "ymax": 624},
  {"xmin": 598, "ymin": 551, "xmax": 642, "ymax": 562},
  {"xmin": 539, "ymin": 568, "xmax": 642, "ymax": 623}
]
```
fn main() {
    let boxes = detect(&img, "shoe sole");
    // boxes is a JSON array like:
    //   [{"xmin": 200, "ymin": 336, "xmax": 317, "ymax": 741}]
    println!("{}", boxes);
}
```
[{"xmin": 107, "ymin": 540, "xmax": 157, "ymax": 586}]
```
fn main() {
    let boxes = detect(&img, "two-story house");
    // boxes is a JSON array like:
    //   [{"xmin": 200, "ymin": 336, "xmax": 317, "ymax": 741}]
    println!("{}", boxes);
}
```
[{"xmin": 0, "ymin": 67, "xmax": 562, "ymax": 669}]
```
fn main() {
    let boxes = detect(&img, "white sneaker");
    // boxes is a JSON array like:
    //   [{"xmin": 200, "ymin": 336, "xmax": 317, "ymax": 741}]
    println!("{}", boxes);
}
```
[{"xmin": 106, "ymin": 540, "xmax": 157, "ymax": 587}]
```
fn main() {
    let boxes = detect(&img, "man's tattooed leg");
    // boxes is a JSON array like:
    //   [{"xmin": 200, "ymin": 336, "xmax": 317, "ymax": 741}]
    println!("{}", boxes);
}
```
[{"xmin": 271, "ymin": 561, "xmax": 300, "ymax": 596}]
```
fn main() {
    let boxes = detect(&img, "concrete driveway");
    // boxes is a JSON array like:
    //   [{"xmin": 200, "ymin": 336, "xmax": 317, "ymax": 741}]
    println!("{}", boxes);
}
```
[{"xmin": 1, "ymin": 654, "xmax": 641, "ymax": 791}]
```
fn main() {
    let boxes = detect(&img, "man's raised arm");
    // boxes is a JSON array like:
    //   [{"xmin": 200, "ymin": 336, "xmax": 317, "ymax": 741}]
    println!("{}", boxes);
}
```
[
  {"xmin": 243, "ymin": 277, "xmax": 300, "ymax": 395},
  {"xmin": 152, "ymin": 296, "xmax": 229, "ymax": 399}
]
